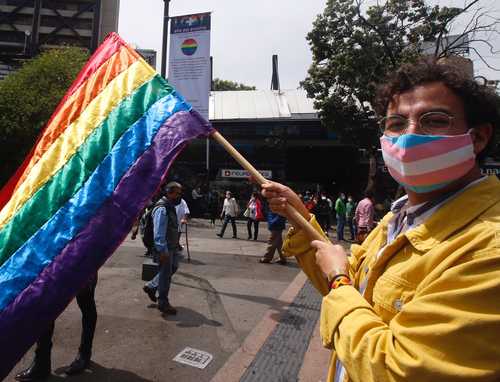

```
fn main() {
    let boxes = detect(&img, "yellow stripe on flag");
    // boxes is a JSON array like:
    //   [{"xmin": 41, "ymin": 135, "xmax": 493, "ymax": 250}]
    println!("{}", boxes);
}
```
[{"xmin": 0, "ymin": 60, "xmax": 155, "ymax": 229}]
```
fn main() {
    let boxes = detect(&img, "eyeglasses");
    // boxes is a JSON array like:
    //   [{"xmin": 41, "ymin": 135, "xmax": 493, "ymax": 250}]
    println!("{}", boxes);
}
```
[{"xmin": 379, "ymin": 111, "xmax": 456, "ymax": 137}]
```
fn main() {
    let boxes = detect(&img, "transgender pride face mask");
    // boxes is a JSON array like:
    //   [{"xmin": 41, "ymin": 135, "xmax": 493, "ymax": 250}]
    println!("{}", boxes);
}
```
[{"xmin": 380, "ymin": 132, "xmax": 476, "ymax": 193}]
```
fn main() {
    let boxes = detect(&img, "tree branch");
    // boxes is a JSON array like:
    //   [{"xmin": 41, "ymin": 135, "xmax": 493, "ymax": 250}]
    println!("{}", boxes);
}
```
[
  {"xmin": 354, "ymin": 0, "xmax": 397, "ymax": 67},
  {"xmin": 468, "ymin": 46, "xmax": 500, "ymax": 71}
]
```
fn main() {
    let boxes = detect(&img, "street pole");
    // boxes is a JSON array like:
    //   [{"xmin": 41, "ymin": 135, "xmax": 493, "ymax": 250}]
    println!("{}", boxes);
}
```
[
  {"xmin": 30, "ymin": 0, "xmax": 42, "ymax": 57},
  {"xmin": 161, "ymin": 0, "xmax": 171, "ymax": 78},
  {"xmin": 206, "ymin": 56, "xmax": 213, "ymax": 174}
]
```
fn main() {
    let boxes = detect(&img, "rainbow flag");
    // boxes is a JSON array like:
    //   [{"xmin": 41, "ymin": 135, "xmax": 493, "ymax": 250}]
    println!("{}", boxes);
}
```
[{"xmin": 0, "ymin": 32, "xmax": 213, "ymax": 377}]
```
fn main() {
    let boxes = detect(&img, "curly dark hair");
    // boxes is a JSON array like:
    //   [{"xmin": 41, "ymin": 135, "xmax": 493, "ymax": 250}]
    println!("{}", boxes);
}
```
[{"xmin": 374, "ymin": 57, "xmax": 500, "ymax": 160}]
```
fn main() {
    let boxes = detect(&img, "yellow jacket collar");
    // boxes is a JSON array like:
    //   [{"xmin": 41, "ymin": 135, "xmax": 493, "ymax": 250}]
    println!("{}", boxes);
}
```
[
  {"xmin": 400, "ymin": 176, "xmax": 500, "ymax": 252},
  {"xmin": 376, "ymin": 176, "xmax": 500, "ymax": 253}
]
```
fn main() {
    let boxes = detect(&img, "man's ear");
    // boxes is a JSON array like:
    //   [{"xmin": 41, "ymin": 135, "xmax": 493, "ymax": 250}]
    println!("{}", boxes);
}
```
[{"xmin": 471, "ymin": 123, "xmax": 493, "ymax": 155}]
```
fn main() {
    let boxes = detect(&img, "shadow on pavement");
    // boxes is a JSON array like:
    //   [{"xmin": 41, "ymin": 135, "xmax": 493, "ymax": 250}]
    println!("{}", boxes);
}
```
[
  {"xmin": 52, "ymin": 362, "xmax": 154, "ymax": 381},
  {"xmin": 172, "ymin": 279, "xmax": 318, "ymax": 330},
  {"xmin": 179, "ymin": 257, "xmax": 205, "ymax": 266},
  {"xmin": 161, "ymin": 306, "xmax": 222, "ymax": 328}
]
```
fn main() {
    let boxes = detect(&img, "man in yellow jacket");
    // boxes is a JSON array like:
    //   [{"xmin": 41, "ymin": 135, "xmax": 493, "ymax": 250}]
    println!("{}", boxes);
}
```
[{"xmin": 262, "ymin": 58, "xmax": 500, "ymax": 381}]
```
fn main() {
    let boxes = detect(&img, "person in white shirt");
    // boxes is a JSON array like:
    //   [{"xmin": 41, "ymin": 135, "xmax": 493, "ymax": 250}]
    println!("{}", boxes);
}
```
[
  {"xmin": 175, "ymin": 198, "xmax": 190, "ymax": 249},
  {"xmin": 217, "ymin": 191, "xmax": 239, "ymax": 238}
]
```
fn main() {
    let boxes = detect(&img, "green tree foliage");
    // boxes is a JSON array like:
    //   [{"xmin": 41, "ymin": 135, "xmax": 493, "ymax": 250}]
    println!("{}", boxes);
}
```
[
  {"xmin": 302, "ymin": 0, "xmax": 490, "ymax": 147},
  {"xmin": 0, "ymin": 47, "xmax": 89, "ymax": 186},
  {"xmin": 213, "ymin": 78, "xmax": 256, "ymax": 91}
]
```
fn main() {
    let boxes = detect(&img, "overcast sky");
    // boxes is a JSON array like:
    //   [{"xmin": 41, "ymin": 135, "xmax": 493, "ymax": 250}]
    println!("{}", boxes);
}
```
[{"xmin": 118, "ymin": 0, "xmax": 500, "ymax": 90}]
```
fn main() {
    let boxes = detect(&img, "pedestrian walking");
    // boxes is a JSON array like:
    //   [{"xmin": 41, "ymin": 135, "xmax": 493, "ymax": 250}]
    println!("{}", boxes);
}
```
[
  {"xmin": 261, "ymin": 57, "xmax": 500, "ymax": 381},
  {"xmin": 354, "ymin": 189, "xmax": 374, "ymax": 243},
  {"xmin": 207, "ymin": 190, "xmax": 219, "ymax": 226},
  {"xmin": 245, "ymin": 192, "xmax": 263, "ymax": 240},
  {"xmin": 334, "ymin": 192, "xmax": 347, "ymax": 241},
  {"xmin": 216, "ymin": 191, "xmax": 239, "ymax": 238},
  {"xmin": 142, "ymin": 182, "xmax": 183, "ymax": 315},
  {"xmin": 259, "ymin": 211, "xmax": 287, "ymax": 264},
  {"xmin": 345, "ymin": 195, "xmax": 356, "ymax": 241},
  {"xmin": 15, "ymin": 275, "xmax": 98, "ymax": 380}
]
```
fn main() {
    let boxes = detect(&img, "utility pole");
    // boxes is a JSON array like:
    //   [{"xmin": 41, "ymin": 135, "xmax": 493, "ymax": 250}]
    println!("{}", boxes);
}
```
[
  {"xmin": 206, "ymin": 56, "xmax": 213, "ymax": 176},
  {"xmin": 161, "ymin": 0, "xmax": 171, "ymax": 78},
  {"xmin": 30, "ymin": 0, "xmax": 42, "ymax": 57}
]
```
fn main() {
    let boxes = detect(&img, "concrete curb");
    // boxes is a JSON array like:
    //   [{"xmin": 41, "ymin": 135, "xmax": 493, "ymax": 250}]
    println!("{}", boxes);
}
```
[{"xmin": 210, "ymin": 271, "xmax": 308, "ymax": 382}]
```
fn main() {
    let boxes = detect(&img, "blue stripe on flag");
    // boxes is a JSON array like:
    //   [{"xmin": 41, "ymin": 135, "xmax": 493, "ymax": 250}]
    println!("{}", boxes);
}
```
[{"xmin": 0, "ymin": 93, "xmax": 189, "ymax": 311}]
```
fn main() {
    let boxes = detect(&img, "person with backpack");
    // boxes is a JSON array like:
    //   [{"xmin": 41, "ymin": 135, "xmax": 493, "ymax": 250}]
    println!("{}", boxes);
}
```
[
  {"xmin": 142, "ymin": 182, "xmax": 183, "ymax": 315},
  {"xmin": 132, "ymin": 198, "xmax": 157, "ymax": 257}
]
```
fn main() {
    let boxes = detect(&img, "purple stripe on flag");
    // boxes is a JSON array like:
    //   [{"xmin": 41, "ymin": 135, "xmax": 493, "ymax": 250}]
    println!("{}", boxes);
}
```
[{"xmin": 0, "ymin": 110, "xmax": 212, "ymax": 379}]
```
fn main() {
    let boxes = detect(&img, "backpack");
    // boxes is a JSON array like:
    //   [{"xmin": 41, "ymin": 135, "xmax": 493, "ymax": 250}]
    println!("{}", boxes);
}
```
[
  {"xmin": 315, "ymin": 197, "xmax": 331, "ymax": 215},
  {"xmin": 141, "ymin": 199, "xmax": 166, "ymax": 248}
]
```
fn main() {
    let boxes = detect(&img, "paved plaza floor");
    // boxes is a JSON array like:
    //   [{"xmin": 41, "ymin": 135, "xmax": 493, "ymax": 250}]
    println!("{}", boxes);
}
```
[{"xmin": 6, "ymin": 219, "xmax": 339, "ymax": 382}]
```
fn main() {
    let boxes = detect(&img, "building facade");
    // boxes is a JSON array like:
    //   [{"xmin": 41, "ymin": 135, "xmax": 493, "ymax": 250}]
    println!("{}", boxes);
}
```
[
  {"xmin": 171, "ymin": 89, "xmax": 366, "ymax": 205},
  {"xmin": 0, "ymin": 0, "xmax": 119, "ymax": 79}
]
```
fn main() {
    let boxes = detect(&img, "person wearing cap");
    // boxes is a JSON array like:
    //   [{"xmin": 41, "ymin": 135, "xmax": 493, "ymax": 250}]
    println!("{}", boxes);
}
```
[{"xmin": 143, "ymin": 181, "xmax": 183, "ymax": 315}]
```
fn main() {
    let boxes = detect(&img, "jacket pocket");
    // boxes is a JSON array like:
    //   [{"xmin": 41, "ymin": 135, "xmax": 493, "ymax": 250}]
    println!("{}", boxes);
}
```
[{"xmin": 372, "ymin": 273, "xmax": 416, "ymax": 322}]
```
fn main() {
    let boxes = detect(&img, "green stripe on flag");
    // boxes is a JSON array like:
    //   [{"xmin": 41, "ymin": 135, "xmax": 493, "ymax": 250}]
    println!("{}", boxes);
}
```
[{"xmin": 0, "ymin": 75, "xmax": 172, "ymax": 266}]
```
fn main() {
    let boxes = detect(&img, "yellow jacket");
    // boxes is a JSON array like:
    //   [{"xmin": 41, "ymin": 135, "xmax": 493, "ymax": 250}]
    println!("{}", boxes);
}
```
[{"xmin": 283, "ymin": 176, "xmax": 500, "ymax": 382}]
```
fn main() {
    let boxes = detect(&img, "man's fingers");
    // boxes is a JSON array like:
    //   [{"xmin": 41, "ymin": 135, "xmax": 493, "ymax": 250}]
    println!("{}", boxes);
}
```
[
  {"xmin": 311, "ymin": 240, "xmax": 322, "ymax": 250},
  {"xmin": 268, "ymin": 198, "xmax": 287, "ymax": 211}
]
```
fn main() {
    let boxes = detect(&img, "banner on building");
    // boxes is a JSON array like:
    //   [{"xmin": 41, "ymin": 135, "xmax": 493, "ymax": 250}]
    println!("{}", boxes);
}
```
[{"xmin": 168, "ymin": 12, "xmax": 211, "ymax": 119}]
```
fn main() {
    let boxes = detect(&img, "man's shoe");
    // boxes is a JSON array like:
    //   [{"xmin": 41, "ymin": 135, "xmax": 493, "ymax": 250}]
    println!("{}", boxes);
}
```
[
  {"xmin": 158, "ymin": 303, "xmax": 177, "ymax": 315},
  {"xmin": 15, "ymin": 359, "xmax": 51, "ymax": 381},
  {"xmin": 277, "ymin": 259, "xmax": 287, "ymax": 265},
  {"xmin": 259, "ymin": 258, "xmax": 272, "ymax": 264},
  {"xmin": 65, "ymin": 354, "xmax": 90, "ymax": 376},
  {"xmin": 216, "ymin": 233, "xmax": 223, "ymax": 238},
  {"xmin": 143, "ymin": 285, "xmax": 157, "ymax": 302}
]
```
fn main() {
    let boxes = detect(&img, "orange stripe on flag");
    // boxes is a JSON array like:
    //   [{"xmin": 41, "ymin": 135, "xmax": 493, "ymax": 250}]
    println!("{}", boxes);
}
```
[{"xmin": 12, "ymin": 47, "xmax": 139, "ymax": 194}]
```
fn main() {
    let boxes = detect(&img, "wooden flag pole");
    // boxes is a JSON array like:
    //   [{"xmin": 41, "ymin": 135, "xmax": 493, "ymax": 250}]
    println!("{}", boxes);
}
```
[{"xmin": 210, "ymin": 131, "xmax": 327, "ymax": 243}]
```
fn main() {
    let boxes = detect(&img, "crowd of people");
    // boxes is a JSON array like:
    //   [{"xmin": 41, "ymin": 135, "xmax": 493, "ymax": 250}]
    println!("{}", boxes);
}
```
[{"xmin": 295, "ymin": 189, "xmax": 377, "ymax": 243}]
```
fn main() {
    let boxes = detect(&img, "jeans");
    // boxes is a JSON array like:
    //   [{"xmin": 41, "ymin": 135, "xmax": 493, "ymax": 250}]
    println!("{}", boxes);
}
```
[
  {"xmin": 36, "ymin": 276, "xmax": 98, "ymax": 361},
  {"xmin": 147, "ymin": 250, "xmax": 180, "ymax": 307},
  {"xmin": 336, "ymin": 214, "xmax": 345, "ymax": 241},
  {"xmin": 247, "ymin": 218, "xmax": 259, "ymax": 239},
  {"xmin": 347, "ymin": 217, "xmax": 356, "ymax": 240},
  {"xmin": 219, "ymin": 215, "xmax": 237, "ymax": 237},
  {"xmin": 317, "ymin": 214, "xmax": 330, "ymax": 233}
]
